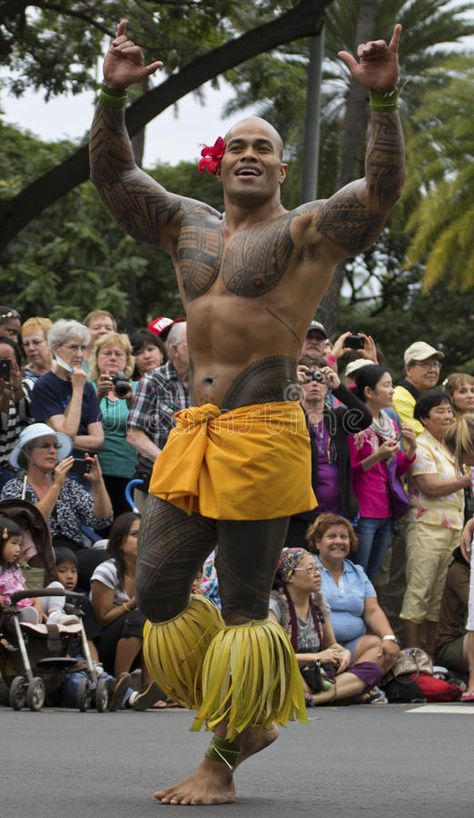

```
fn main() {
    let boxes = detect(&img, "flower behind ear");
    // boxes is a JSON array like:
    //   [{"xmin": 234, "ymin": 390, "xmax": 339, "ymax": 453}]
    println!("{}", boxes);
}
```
[{"xmin": 198, "ymin": 137, "xmax": 225, "ymax": 175}]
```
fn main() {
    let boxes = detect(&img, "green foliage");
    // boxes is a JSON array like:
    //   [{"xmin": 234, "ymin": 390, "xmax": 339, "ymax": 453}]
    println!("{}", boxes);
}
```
[
  {"xmin": 404, "ymin": 57, "xmax": 474, "ymax": 291},
  {"xmin": 0, "ymin": 123, "xmax": 224, "ymax": 327}
]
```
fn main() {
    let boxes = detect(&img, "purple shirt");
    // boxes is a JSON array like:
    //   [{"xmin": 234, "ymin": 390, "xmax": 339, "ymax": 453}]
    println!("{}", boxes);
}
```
[{"xmin": 313, "ymin": 421, "xmax": 341, "ymax": 514}]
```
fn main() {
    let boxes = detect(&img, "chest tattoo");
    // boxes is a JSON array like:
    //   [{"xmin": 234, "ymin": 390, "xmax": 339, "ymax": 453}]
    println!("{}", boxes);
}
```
[
  {"xmin": 177, "ymin": 222, "xmax": 223, "ymax": 301},
  {"xmin": 223, "ymin": 219, "xmax": 294, "ymax": 298}
]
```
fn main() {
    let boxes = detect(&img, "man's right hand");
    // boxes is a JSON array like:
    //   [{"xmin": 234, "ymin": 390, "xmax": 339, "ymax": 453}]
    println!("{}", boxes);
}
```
[{"xmin": 104, "ymin": 19, "xmax": 163, "ymax": 90}]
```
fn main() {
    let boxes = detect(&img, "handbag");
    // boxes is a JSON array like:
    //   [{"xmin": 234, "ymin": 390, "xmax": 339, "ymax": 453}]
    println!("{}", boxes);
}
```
[
  {"xmin": 389, "ymin": 647, "xmax": 433, "ymax": 679},
  {"xmin": 300, "ymin": 661, "xmax": 334, "ymax": 693}
]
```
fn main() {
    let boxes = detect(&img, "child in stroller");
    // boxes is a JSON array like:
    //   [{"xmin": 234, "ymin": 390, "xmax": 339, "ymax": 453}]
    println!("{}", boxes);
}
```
[
  {"xmin": 0, "ymin": 515, "xmax": 44, "ymax": 623},
  {"xmin": 0, "ymin": 500, "xmax": 127, "ymax": 711}
]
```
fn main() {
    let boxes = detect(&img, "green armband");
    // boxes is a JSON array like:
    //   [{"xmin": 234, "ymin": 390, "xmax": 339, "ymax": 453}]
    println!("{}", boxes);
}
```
[
  {"xmin": 99, "ymin": 82, "xmax": 128, "ymax": 109},
  {"xmin": 369, "ymin": 87, "xmax": 400, "ymax": 112},
  {"xmin": 205, "ymin": 736, "xmax": 240, "ymax": 769}
]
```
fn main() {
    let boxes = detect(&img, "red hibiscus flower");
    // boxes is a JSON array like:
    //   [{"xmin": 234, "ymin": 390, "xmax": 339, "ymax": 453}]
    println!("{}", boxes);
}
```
[{"xmin": 198, "ymin": 136, "xmax": 225, "ymax": 175}]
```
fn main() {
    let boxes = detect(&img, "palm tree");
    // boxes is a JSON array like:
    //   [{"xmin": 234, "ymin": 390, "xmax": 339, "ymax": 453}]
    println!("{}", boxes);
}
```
[
  {"xmin": 404, "ymin": 56, "xmax": 474, "ymax": 292},
  {"xmin": 223, "ymin": 1, "xmax": 474, "ymax": 331}
]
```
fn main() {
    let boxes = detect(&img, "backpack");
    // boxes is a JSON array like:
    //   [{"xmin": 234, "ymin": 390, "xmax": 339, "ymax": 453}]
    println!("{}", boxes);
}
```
[{"xmin": 410, "ymin": 673, "xmax": 463, "ymax": 702}]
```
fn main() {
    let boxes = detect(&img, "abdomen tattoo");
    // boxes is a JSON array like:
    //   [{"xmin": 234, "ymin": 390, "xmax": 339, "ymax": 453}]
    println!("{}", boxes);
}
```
[{"xmin": 222, "ymin": 356, "xmax": 297, "ymax": 410}]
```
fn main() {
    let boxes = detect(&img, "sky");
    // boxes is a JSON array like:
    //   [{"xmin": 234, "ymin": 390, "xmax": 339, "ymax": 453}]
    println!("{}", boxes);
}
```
[
  {"xmin": 0, "ymin": 75, "xmax": 240, "ymax": 167},
  {"xmin": 0, "ymin": 3, "xmax": 472, "ymax": 168}
]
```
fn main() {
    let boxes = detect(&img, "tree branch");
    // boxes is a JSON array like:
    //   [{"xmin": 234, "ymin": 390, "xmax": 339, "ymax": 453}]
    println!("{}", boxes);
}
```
[{"xmin": 0, "ymin": 0, "xmax": 330, "ymax": 250}]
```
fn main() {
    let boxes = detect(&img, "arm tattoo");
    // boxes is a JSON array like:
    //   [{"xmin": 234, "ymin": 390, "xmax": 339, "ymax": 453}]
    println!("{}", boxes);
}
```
[
  {"xmin": 89, "ymin": 105, "xmax": 182, "ymax": 247},
  {"xmin": 315, "ymin": 111, "xmax": 405, "ymax": 255},
  {"xmin": 221, "ymin": 356, "xmax": 297, "ymax": 411}
]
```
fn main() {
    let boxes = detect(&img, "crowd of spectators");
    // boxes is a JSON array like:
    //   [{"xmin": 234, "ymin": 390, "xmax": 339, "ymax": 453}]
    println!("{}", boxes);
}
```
[{"xmin": 0, "ymin": 302, "xmax": 473, "ymax": 709}]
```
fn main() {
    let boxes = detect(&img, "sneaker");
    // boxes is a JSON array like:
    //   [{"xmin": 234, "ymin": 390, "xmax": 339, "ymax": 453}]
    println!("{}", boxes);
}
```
[
  {"xmin": 108, "ymin": 672, "xmax": 132, "ymax": 711},
  {"xmin": 132, "ymin": 681, "xmax": 161, "ymax": 711}
]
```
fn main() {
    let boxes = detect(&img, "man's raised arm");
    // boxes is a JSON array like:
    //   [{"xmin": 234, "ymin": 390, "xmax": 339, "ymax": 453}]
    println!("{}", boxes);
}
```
[
  {"xmin": 314, "ymin": 24, "xmax": 405, "ymax": 258},
  {"xmin": 89, "ymin": 19, "xmax": 180, "ymax": 251}
]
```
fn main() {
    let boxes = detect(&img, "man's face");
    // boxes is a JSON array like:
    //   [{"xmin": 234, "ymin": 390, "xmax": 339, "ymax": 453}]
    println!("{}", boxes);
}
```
[
  {"xmin": 220, "ymin": 118, "xmax": 287, "ymax": 205},
  {"xmin": 406, "ymin": 356, "xmax": 442, "ymax": 391},
  {"xmin": 88, "ymin": 317, "xmax": 115, "ymax": 342},
  {"xmin": 301, "ymin": 331, "xmax": 326, "ymax": 356}
]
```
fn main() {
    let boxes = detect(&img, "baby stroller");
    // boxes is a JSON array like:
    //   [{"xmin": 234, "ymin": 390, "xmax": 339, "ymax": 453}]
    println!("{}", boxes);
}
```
[{"xmin": 0, "ymin": 499, "xmax": 109, "ymax": 712}]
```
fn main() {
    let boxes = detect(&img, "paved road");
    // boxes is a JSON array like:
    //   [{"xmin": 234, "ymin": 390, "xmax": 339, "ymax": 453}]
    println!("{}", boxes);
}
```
[{"xmin": 3, "ymin": 703, "xmax": 473, "ymax": 817}]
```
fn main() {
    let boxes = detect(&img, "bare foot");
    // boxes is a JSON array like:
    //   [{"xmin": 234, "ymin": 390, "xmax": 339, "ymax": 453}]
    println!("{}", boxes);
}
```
[
  {"xmin": 235, "ymin": 723, "xmax": 279, "ymax": 768},
  {"xmin": 154, "ymin": 758, "xmax": 235, "ymax": 805}
]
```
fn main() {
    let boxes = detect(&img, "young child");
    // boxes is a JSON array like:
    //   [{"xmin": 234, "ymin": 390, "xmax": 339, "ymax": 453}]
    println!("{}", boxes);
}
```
[
  {"xmin": 0, "ymin": 516, "xmax": 42, "ymax": 623},
  {"xmin": 48, "ymin": 546, "xmax": 137, "ymax": 710},
  {"xmin": 41, "ymin": 546, "xmax": 81, "ymax": 625}
]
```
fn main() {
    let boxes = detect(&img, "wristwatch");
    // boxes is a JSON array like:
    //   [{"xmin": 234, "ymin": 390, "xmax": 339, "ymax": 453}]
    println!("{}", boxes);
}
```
[{"xmin": 382, "ymin": 634, "xmax": 398, "ymax": 643}]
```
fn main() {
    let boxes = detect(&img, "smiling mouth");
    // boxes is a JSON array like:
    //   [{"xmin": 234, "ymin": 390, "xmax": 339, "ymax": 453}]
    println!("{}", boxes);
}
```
[{"xmin": 236, "ymin": 168, "xmax": 261, "ymax": 177}]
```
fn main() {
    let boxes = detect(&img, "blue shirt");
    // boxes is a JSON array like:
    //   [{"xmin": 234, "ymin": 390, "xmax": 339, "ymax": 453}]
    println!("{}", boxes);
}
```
[{"xmin": 316, "ymin": 557, "xmax": 376, "ymax": 644}]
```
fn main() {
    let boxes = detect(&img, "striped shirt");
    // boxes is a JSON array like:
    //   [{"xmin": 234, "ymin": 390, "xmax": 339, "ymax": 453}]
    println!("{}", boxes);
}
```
[{"xmin": 0, "ymin": 397, "xmax": 30, "ymax": 468}]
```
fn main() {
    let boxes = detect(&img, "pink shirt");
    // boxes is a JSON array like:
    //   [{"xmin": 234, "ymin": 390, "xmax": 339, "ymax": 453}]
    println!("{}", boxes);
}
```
[
  {"xmin": 349, "ymin": 430, "xmax": 414, "ymax": 518},
  {"xmin": 0, "ymin": 565, "xmax": 33, "ymax": 609}
]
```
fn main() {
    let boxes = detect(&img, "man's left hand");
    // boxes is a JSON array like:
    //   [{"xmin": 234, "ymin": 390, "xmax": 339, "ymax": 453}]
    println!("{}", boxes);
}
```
[{"xmin": 338, "ymin": 23, "xmax": 401, "ymax": 93}]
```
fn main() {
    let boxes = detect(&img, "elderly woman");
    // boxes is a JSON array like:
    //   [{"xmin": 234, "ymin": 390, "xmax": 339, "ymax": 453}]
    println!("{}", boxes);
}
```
[
  {"xmin": 89, "ymin": 332, "xmax": 138, "ymax": 516},
  {"xmin": 269, "ymin": 547, "xmax": 392, "ymax": 705},
  {"xmin": 31, "ymin": 319, "xmax": 104, "ymax": 456},
  {"xmin": 400, "ymin": 392, "xmax": 471, "ymax": 652},
  {"xmin": 130, "ymin": 328, "xmax": 166, "ymax": 380},
  {"xmin": 307, "ymin": 513, "xmax": 399, "ymax": 671},
  {"xmin": 1, "ymin": 423, "xmax": 113, "ymax": 591}
]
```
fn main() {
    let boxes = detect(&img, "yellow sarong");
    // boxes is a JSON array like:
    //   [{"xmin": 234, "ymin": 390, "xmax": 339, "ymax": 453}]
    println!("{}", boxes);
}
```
[{"xmin": 149, "ymin": 401, "xmax": 316, "ymax": 520}]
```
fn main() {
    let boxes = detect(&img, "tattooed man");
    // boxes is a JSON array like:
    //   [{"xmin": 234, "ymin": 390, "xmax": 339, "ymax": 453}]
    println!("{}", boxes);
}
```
[{"xmin": 90, "ymin": 20, "xmax": 404, "ymax": 806}]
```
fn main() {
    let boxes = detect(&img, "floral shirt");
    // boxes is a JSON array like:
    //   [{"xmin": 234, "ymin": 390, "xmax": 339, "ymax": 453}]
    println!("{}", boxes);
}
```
[
  {"xmin": 1, "ymin": 477, "xmax": 113, "ymax": 544},
  {"xmin": 406, "ymin": 430, "xmax": 465, "ymax": 530}
]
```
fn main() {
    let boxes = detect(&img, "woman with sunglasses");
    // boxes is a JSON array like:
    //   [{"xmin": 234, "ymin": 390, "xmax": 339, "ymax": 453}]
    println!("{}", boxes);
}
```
[
  {"xmin": 1, "ymin": 423, "xmax": 112, "ymax": 590},
  {"xmin": 270, "ymin": 546, "xmax": 393, "ymax": 705}
]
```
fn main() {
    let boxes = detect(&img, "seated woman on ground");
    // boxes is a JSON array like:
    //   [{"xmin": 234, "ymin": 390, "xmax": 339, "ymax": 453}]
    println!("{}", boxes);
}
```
[
  {"xmin": 308, "ymin": 513, "xmax": 400, "ymax": 672},
  {"xmin": 269, "ymin": 547, "xmax": 391, "ymax": 705},
  {"xmin": 90, "ymin": 512, "xmax": 164, "ymax": 710},
  {"xmin": 1, "ymin": 423, "xmax": 112, "ymax": 592}
]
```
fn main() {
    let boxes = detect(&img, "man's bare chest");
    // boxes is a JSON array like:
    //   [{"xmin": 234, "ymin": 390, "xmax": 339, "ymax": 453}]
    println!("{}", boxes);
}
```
[{"xmin": 176, "ymin": 215, "xmax": 295, "ymax": 301}]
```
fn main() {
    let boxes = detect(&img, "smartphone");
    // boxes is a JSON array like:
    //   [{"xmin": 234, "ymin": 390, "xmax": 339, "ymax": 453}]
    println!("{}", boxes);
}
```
[
  {"xmin": 53, "ymin": 354, "xmax": 74, "ymax": 374},
  {"xmin": 0, "ymin": 357, "xmax": 11, "ymax": 381},
  {"xmin": 345, "ymin": 335, "xmax": 365, "ymax": 350},
  {"xmin": 70, "ymin": 458, "xmax": 91, "ymax": 476}
]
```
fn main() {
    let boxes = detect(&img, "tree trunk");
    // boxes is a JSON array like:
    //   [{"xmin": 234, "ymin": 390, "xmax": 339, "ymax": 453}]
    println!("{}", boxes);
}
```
[
  {"xmin": 317, "ymin": 0, "xmax": 378, "ymax": 336},
  {"xmin": 0, "ymin": 0, "xmax": 331, "ymax": 250}
]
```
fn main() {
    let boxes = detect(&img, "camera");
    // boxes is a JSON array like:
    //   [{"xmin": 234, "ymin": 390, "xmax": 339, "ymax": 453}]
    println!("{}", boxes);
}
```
[
  {"xmin": 0, "ymin": 357, "xmax": 11, "ymax": 381},
  {"xmin": 345, "ymin": 334, "xmax": 365, "ymax": 350},
  {"xmin": 70, "ymin": 458, "xmax": 91, "ymax": 477},
  {"xmin": 307, "ymin": 370, "xmax": 324, "ymax": 382},
  {"xmin": 109, "ymin": 372, "xmax": 130, "ymax": 399}
]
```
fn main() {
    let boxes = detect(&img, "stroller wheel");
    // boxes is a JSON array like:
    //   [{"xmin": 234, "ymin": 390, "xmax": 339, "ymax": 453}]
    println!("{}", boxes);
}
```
[
  {"xmin": 26, "ymin": 677, "xmax": 45, "ymax": 711},
  {"xmin": 95, "ymin": 676, "xmax": 109, "ymax": 713},
  {"xmin": 77, "ymin": 677, "xmax": 92, "ymax": 712},
  {"xmin": 9, "ymin": 676, "xmax": 27, "ymax": 710}
]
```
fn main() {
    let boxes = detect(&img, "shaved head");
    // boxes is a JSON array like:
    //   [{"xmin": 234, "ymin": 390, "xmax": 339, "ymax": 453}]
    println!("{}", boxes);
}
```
[{"xmin": 224, "ymin": 117, "xmax": 284, "ymax": 159}]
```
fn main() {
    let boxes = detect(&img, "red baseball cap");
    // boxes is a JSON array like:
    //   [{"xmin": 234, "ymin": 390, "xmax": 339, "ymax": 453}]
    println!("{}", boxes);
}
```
[{"xmin": 147, "ymin": 316, "xmax": 185, "ymax": 340}]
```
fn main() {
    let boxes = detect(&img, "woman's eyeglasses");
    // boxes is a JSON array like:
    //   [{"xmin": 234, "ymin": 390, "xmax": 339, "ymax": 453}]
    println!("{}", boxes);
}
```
[
  {"xmin": 293, "ymin": 566, "xmax": 321, "ymax": 575},
  {"xmin": 34, "ymin": 442, "xmax": 61, "ymax": 450}
]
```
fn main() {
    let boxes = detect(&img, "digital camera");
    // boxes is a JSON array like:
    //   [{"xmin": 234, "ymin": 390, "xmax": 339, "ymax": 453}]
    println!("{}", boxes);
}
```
[{"xmin": 110, "ymin": 372, "xmax": 130, "ymax": 399}]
